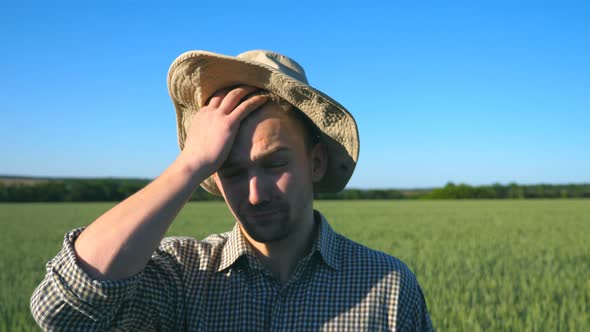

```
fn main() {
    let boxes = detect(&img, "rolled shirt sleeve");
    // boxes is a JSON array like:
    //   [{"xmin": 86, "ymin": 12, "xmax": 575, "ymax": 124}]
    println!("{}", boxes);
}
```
[{"xmin": 30, "ymin": 228, "xmax": 184, "ymax": 331}]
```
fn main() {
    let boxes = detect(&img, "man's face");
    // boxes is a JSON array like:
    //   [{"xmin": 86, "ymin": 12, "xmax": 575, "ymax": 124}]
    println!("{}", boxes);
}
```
[{"xmin": 214, "ymin": 102, "xmax": 320, "ymax": 243}]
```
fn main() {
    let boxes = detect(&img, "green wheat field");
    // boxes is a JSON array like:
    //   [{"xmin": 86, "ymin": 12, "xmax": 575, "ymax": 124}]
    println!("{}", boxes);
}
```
[{"xmin": 1, "ymin": 200, "xmax": 588, "ymax": 331}]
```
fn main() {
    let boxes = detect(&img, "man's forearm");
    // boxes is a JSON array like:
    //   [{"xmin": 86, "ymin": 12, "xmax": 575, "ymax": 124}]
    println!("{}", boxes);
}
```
[{"xmin": 74, "ymin": 154, "xmax": 208, "ymax": 280}]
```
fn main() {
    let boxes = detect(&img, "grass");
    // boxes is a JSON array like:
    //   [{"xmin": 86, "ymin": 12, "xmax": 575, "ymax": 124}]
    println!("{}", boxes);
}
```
[{"xmin": 1, "ymin": 200, "xmax": 588, "ymax": 331}]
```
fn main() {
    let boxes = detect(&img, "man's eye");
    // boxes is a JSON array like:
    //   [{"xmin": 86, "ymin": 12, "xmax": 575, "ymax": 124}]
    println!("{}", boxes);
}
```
[
  {"xmin": 267, "ymin": 161, "xmax": 287, "ymax": 169},
  {"xmin": 220, "ymin": 169, "xmax": 245, "ymax": 179}
]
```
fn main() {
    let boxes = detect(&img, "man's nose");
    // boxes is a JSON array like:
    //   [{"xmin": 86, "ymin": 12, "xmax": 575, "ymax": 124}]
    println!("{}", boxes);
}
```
[{"xmin": 249, "ymin": 174, "xmax": 270, "ymax": 206}]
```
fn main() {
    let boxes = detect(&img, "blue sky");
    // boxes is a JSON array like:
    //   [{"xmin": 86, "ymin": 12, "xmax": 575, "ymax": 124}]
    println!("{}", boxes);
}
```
[{"xmin": 1, "ymin": 1, "xmax": 588, "ymax": 188}]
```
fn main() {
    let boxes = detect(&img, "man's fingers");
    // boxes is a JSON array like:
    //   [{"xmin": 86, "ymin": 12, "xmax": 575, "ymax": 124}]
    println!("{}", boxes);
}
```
[
  {"xmin": 218, "ymin": 86, "xmax": 259, "ymax": 114},
  {"xmin": 229, "ymin": 95, "xmax": 268, "ymax": 123},
  {"xmin": 205, "ymin": 89, "xmax": 229, "ymax": 108}
]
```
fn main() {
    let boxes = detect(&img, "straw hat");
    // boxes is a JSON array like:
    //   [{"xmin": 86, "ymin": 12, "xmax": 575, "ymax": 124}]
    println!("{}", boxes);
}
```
[{"xmin": 167, "ymin": 50, "xmax": 359, "ymax": 195}]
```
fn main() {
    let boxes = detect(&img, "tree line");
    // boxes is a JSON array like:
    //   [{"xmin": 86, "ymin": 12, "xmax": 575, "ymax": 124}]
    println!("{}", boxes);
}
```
[
  {"xmin": 424, "ymin": 182, "xmax": 590, "ymax": 199},
  {"xmin": 0, "ymin": 178, "xmax": 220, "ymax": 202},
  {"xmin": 1, "ymin": 178, "xmax": 589, "ymax": 202}
]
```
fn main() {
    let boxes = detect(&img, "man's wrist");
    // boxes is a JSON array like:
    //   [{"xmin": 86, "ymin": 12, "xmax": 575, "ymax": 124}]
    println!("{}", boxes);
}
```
[{"xmin": 172, "ymin": 152, "xmax": 214, "ymax": 188}]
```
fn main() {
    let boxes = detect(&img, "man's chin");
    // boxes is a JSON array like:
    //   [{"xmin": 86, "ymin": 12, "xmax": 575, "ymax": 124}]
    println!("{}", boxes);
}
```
[
  {"xmin": 248, "ymin": 233, "xmax": 290, "ymax": 244},
  {"xmin": 238, "ymin": 219, "xmax": 291, "ymax": 244}
]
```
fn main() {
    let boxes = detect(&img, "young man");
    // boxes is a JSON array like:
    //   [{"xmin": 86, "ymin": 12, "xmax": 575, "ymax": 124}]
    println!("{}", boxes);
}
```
[{"xmin": 31, "ymin": 50, "xmax": 433, "ymax": 331}]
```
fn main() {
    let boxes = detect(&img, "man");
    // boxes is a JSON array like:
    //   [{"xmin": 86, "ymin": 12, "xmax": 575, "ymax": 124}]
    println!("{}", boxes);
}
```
[{"xmin": 31, "ymin": 50, "xmax": 433, "ymax": 331}]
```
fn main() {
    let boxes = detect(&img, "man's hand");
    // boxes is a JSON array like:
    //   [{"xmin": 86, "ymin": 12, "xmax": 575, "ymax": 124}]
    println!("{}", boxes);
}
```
[{"xmin": 180, "ymin": 86, "xmax": 268, "ymax": 177}]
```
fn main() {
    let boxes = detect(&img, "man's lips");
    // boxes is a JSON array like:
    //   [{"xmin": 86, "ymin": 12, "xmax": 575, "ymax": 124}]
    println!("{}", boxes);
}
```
[{"xmin": 246, "ymin": 209, "xmax": 282, "ymax": 218}]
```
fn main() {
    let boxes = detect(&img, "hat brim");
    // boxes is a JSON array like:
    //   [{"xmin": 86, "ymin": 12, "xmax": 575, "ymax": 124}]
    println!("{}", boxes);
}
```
[{"xmin": 167, "ymin": 50, "xmax": 359, "ymax": 196}]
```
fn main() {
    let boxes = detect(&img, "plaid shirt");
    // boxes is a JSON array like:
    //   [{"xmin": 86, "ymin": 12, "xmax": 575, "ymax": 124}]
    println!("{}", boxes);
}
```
[{"xmin": 31, "ymin": 211, "xmax": 433, "ymax": 331}]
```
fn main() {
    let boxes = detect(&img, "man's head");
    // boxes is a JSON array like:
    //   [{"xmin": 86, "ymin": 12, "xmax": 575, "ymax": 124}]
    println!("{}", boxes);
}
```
[
  {"xmin": 168, "ymin": 49, "xmax": 359, "ymax": 195},
  {"xmin": 214, "ymin": 94, "xmax": 328, "ymax": 243}
]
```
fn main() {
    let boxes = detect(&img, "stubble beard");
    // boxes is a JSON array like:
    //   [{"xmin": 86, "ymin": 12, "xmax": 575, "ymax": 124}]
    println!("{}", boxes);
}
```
[{"xmin": 238, "ymin": 207, "xmax": 293, "ymax": 243}]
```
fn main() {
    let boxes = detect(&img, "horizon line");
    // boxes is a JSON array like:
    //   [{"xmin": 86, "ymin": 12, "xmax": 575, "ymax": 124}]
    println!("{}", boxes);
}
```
[{"xmin": 1, "ymin": 174, "xmax": 589, "ymax": 190}]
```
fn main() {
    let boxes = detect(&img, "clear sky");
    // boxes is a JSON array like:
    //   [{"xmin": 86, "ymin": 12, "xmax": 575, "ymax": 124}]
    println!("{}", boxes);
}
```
[{"xmin": 1, "ymin": 1, "xmax": 588, "ymax": 189}]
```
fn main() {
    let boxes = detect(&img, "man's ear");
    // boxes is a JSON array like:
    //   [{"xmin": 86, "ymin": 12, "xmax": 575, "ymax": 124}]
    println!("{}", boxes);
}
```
[{"xmin": 310, "ymin": 142, "xmax": 328, "ymax": 183}]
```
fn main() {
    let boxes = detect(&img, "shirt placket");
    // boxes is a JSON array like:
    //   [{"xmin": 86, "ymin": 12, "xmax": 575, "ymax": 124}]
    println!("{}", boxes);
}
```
[
  {"xmin": 269, "ymin": 288, "xmax": 287, "ymax": 332},
  {"xmin": 270, "ymin": 255, "xmax": 315, "ymax": 331}
]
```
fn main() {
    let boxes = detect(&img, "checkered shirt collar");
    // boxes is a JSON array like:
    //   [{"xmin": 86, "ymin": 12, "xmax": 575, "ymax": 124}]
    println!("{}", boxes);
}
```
[{"xmin": 217, "ymin": 210, "xmax": 341, "ymax": 272}]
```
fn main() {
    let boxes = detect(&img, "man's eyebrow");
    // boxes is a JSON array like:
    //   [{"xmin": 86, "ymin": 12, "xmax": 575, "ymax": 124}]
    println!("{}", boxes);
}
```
[
  {"xmin": 253, "ymin": 146, "xmax": 291, "ymax": 161},
  {"xmin": 221, "ymin": 147, "xmax": 291, "ymax": 169}
]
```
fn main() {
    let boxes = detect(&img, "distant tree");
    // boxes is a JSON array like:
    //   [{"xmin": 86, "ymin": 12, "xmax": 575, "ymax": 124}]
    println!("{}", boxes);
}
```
[
  {"xmin": 507, "ymin": 183, "xmax": 524, "ymax": 199},
  {"xmin": 36, "ymin": 182, "xmax": 67, "ymax": 201},
  {"xmin": 491, "ymin": 182, "xmax": 508, "ymax": 199}
]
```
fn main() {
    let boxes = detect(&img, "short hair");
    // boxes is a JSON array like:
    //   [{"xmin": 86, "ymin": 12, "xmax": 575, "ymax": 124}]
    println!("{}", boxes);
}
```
[{"xmin": 244, "ymin": 91, "xmax": 321, "ymax": 151}]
